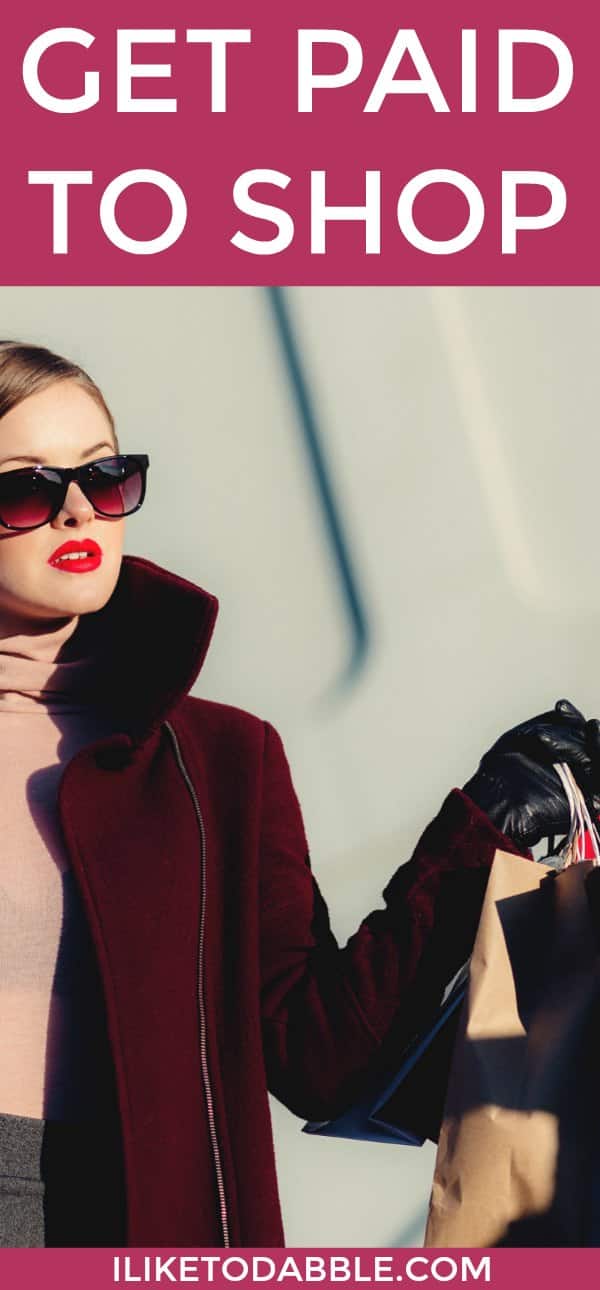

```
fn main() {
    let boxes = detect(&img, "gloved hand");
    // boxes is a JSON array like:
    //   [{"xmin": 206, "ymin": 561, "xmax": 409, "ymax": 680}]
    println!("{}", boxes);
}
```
[{"xmin": 463, "ymin": 699, "xmax": 600, "ymax": 848}]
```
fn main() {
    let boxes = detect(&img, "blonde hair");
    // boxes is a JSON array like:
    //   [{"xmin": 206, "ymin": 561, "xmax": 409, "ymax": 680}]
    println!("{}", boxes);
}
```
[{"xmin": 0, "ymin": 341, "xmax": 117, "ymax": 445}]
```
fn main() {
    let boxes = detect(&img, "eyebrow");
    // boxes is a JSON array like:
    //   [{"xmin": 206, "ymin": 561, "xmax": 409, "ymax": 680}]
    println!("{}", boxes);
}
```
[{"xmin": 0, "ymin": 441, "xmax": 115, "ymax": 469}]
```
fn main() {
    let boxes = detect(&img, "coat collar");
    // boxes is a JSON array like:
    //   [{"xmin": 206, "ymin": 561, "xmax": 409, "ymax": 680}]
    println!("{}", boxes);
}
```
[{"xmin": 82, "ymin": 554, "xmax": 219, "ymax": 749}]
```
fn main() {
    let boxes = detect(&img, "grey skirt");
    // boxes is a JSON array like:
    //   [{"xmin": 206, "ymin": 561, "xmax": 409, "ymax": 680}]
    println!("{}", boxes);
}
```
[{"xmin": 0, "ymin": 1110, "xmax": 127, "ymax": 1247}]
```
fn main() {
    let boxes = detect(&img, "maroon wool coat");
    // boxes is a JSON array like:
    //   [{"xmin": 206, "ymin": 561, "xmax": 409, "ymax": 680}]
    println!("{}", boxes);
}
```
[{"xmin": 56, "ymin": 554, "xmax": 522, "ymax": 1247}]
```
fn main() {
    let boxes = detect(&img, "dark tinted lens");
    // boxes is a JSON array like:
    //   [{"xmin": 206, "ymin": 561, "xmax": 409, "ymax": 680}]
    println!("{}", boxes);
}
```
[
  {"xmin": 84, "ymin": 457, "xmax": 144, "ymax": 517},
  {"xmin": 0, "ymin": 469, "xmax": 60, "ymax": 529}
]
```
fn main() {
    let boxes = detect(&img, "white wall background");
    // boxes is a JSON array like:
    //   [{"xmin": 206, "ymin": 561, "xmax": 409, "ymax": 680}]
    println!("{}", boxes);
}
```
[{"xmin": 1, "ymin": 286, "xmax": 598, "ymax": 1246}]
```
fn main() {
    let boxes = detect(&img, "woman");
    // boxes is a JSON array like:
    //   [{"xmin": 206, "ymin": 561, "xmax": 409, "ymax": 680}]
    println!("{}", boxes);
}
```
[{"xmin": 0, "ymin": 338, "xmax": 597, "ymax": 1248}]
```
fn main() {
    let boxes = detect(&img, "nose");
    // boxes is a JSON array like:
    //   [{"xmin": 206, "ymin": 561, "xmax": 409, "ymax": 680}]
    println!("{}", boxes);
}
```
[{"xmin": 51, "ymin": 481, "xmax": 95, "ymax": 529}]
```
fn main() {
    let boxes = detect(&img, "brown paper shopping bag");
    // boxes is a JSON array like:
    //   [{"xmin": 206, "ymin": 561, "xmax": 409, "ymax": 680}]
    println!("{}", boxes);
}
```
[{"xmin": 425, "ymin": 846, "xmax": 600, "ymax": 1247}]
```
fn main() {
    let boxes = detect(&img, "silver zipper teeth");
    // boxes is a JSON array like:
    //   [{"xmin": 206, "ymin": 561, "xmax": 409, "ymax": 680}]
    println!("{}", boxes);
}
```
[{"xmin": 164, "ymin": 720, "xmax": 231, "ymax": 1248}]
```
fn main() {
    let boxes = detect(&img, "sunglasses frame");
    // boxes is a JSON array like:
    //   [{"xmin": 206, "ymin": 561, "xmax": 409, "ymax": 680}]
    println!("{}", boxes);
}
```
[{"xmin": 0, "ymin": 453, "xmax": 150, "ymax": 532}]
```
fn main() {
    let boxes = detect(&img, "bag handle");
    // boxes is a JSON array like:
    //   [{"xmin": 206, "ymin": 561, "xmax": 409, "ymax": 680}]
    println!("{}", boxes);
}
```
[{"xmin": 553, "ymin": 761, "xmax": 600, "ymax": 865}]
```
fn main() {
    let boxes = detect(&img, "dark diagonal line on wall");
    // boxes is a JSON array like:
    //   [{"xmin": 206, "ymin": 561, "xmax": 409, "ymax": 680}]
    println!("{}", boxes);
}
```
[{"xmin": 266, "ymin": 287, "xmax": 370, "ymax": 698}]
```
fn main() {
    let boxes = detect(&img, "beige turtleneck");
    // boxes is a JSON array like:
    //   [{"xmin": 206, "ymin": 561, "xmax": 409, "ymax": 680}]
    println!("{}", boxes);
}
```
[{"xmin": 0, "ymin": 615, "xmax": 118, "ymax": 1121}]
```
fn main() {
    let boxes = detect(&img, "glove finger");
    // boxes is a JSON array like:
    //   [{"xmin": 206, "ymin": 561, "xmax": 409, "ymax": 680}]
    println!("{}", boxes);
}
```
[
  {"xmin": 513, "ymin": 699, "xmax": 586, "ymax": 736},
  {"xmin": 489, "ymin": 702, "xmax": 586, "ymax": 759},
  {"xmin": 587, "ymin": 718, "xmax": 600, "ymax": 753},
  {"xmin": 492, "ymin": 708, "xmax": 579, "ymax": 746},
  {"xmin": 555, "ymin": 698, "xmax": 585, "ymax": 722},
  {"xmin": 490, "ymin": 722, "xmax": 588, "ymax": 767},
  {"xmin": 476, "ymin": 752, "xmax": 572, "ymax": 846},
  {"xmin": 517, "ymin": 805, "xmax": 570, "ymax": 848},
  {"xmin": 586, "ymin": 720, "xmax": 600, "ymax": 793},
  {"xmin": 526, "ymin": 729, "xmax": 589, "ymax": 766}
]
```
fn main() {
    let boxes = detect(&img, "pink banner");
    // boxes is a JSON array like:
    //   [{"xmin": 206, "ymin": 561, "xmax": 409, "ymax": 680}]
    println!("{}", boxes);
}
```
[
  {"xmin": 0, "ymin": 0, "xmax": 596, "ymax": 284},
  {"xmin": 0, "ymin": 1248, "xmax": 598, "ymax": 1288}
]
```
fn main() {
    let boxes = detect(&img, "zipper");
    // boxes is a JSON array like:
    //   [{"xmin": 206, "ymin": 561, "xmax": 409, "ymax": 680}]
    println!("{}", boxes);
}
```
[{"xmin": 164, "ymin": 720, "xmax": 231, "ymax": 1248}]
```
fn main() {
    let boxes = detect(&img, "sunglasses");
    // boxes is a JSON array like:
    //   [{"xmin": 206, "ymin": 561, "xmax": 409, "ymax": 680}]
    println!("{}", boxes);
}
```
[{"xmin": 0, "ymin": 454, "xmax": 149, "ymax": 531}]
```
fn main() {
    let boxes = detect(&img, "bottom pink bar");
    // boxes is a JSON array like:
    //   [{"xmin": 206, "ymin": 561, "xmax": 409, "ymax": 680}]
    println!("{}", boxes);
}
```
[{"xmin": 0, "ymin": 1248, "xmax": 597, "ymax": 1290}]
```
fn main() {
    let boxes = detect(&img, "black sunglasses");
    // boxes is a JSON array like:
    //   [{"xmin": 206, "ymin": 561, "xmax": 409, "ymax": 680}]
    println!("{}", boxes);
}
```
[{"xmin": 0, "ymin": 454, "xmax": 149, "ymax": 531}]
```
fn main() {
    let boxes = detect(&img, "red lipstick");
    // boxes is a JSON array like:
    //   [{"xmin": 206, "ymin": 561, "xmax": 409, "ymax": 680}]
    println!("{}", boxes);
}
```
[{"xmin": 48, "ymin": 539, "xmax": 103, "ymax": 573}]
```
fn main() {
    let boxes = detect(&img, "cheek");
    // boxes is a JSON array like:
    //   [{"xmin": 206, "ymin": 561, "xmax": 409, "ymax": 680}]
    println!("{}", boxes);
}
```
[
  {"xmin": 0, "ymin": 532, "xmax": 47, "ymax": 587},
  {"xmin": 101, "ymin": 521, "xmax": 125, "ymax": 563},
  {"xmin": 97, "ymin": 523, "xmax": 125, "ymax": 588}
]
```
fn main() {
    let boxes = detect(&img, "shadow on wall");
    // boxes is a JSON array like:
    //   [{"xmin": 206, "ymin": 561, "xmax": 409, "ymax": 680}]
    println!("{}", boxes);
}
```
[{"xmin": 266, "ymin": 287, "xmax": 370, "ymax": 699}]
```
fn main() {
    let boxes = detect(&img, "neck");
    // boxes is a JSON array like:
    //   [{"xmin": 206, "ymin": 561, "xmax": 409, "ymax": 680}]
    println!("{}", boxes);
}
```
[
  {"xmin": 0, "ymin": 613, "xmax": 78, "ymax": 639},
  {"xmin": 0, "ymin": 613, "xmax": 81, "ymax": 664}
]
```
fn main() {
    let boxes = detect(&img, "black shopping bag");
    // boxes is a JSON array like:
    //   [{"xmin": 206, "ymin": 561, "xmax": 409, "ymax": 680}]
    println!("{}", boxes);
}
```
[{"xmin": 302, "ymin": 964, "xmax": 468, "ymax": 1146}]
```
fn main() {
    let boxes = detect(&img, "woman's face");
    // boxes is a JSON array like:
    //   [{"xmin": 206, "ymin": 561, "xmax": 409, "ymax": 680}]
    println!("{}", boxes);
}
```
[{"xmin": 0, "ymin": 379, "xmax": 124, "ymax": 631}]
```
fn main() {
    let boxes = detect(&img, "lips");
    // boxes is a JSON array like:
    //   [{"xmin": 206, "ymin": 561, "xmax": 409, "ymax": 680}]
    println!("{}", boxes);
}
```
[{"xmin": 48, "ymin": 539, "xmax": 103, "ymax": 573}]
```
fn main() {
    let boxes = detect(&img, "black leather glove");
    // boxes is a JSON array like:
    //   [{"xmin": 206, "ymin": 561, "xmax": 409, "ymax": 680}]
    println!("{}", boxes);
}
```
[{"xmin": 463, "ymin": 699, "xmax": 600, "ymax": 848}]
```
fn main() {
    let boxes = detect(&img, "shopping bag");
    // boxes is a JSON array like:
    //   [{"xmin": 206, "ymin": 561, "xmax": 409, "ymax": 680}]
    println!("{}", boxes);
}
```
[
  {"xmin": 303, "ymin": 964, "xmax": 468, "ymax": 1146},
  {"xmin": 425, "ymin": 764, "xmax": 600, "ymax": 1248}
]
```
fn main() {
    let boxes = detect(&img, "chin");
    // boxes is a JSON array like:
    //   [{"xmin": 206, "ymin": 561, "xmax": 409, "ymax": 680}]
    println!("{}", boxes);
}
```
[
  {"xmin": 26, "ymin": 568, "xmax": 120, "ymax": 621},
  {"xmin": 52, "ymin": 578, "xmax": 117, "ymax": 617}
]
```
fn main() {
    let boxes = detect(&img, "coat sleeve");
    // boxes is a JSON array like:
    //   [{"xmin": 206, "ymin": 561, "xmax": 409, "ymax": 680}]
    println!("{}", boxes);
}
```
[{"xmin": 258, "ymin": 720, "xmax": 526, "ymax": 1121}]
